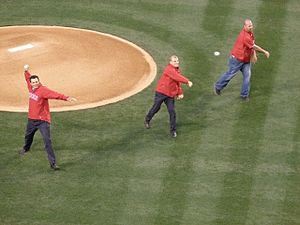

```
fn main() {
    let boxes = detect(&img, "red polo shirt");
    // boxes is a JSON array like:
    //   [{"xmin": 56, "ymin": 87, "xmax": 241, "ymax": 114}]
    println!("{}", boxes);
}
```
[
  {"xmin": 231, "ymin": 27, "xmax": 255, "ymax": 62},
  {"xmin": 25, "ymin": 71, "xmax": 68, "ymax": 123},
  {"xmin": 155, "ymin": 63, "xmax": 189, "ymax": 98}
]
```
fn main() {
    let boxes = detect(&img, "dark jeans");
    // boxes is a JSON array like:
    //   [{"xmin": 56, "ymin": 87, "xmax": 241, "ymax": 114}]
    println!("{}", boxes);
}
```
[
  {"xmin": 145, "ymin": 92, "xmax": 176, "ymax": 132},
  {"xmin": 23, "ymin": 119, "xmax": 56, "ymax": 166}
]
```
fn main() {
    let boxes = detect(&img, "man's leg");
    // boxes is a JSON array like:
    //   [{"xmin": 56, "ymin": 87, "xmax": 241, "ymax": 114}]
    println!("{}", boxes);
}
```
[
  {"xmin": 240, "ymin": 63, "xmax": 252, "ymax": 97},
  {"xmin": 164, "ymin": 97, "xmax": 176, "ymax": 135},
  {"xmin": 145, "ymin": 92, "xmax": 166, "ymax": 125},
  {"xmin": 22, "ymin": 119, "xmax": 38, "ymax": 153},
  {"xmin": 38, "ymin": 121, "xmax": 56, "ymax": 166},
  {"xmin": 215, "ymin": 57, "xmax": 244, "ymax": 91}
]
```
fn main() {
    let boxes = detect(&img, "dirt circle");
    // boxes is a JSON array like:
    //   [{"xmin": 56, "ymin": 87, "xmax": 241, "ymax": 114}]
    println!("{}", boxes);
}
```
[{"xmin": 0, "ymin": 25, "xmax": 157, "ymax": 112}]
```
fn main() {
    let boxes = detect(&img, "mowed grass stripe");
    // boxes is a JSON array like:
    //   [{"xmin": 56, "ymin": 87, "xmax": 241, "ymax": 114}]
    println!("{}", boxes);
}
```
[
  {"xmin": 244, "ymin": 1, "xmax": 300, "ymax": 224},
  {"xmin": 214, "ymin": 1, "xmax": 289, "ymax": 224},
  {"xmin": 281, "ymin": 104, "xmax": 300, "ymax": 224},
  {"xmin": 179, "ymin": 0, "xmax": 249, "ymax": 224},
  {"xmin": 202, "ymin": 0, "xmax": 235, "ymax": 37},
  {"xmin": 280, "ymin": 1, "xmax": 300, "ymax": 223},
  {"xmin": 150, "ymin": 2, "xmax": 209, "ymax": 224},
  {"xmin": 178, "ymin": 0, "xmax": 264, "ymax": 224}
]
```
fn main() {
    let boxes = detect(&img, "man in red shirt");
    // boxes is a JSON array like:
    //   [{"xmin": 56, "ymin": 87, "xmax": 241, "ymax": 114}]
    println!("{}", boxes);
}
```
[
  {"xmin": 144, "ymin": 55, "xmax": 193, "ymax": 138},
  {"xmin": 214, "ymin": 19, "xmax": 270, "ymax": 101},
  {"xmin": 20, "ymin": 64, "xmax": 76, "ymax": 170}
]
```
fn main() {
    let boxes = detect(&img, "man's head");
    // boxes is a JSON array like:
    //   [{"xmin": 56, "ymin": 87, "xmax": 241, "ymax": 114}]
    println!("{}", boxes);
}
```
[
  {"xmin": 30, "ymin": 75, "xmax": 41, "ymax": 89},
  {"xmin": 169, "ymin": 55, "xmax": 179, "ymax": 68},
  {"xmin": 244, "ymin": 19, "xmax": 253, "ymax": 32}
]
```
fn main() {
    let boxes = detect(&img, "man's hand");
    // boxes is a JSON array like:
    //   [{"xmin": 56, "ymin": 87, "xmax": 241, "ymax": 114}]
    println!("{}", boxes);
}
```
[
  {"xmin": 187, "ymin": 81, "xmax": 193, "ymax": 87},
  {"xmin": 264, "ymin": 50, "xmax": 270, "ymax": 58},
  {"xmin": 24, "ymin": 64, "xmax": 29, "ymax": 71},
  {"xmin": 176, "ymin": 94, "xmax": 184, "ymax": 100},
  {"xmin": 67, "ymin": 97, "xmax": 77, "ymax": 102}
]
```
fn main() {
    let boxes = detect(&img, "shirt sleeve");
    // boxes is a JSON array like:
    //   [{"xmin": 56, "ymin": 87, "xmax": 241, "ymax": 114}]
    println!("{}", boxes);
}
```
[
  {"xmin": 24, "ymin": 71, "xmax": 32, "ymax": 91},
  {"xmin": 165, "ymin": 66, "xmax": 189, "ymax": 84},
  {"xmin": 41, "ymin": 86, "xmax": 68, "ymax": 100}
]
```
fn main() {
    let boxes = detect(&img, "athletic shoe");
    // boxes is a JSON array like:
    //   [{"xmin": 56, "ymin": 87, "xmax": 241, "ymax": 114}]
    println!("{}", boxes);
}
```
[
  {"xmin": 171, "ymin": 131, "xmax": 177, "ymax": 138},
  {"xmin": 144, "ymin": 120, "xmax": 150, "ymax": 129},
  {"xmin": 241, "ymin": 96, "xmax": 250, "ymax": 102},
  {"xmin": 50, "ymin": 164, "xmax": 60, "ymax": 170},
  {"xmin": 214, "ymin": 85, "xmax": 221, "ymax": 95},
  {"xmin": 19, "ymin": 148, "xmax": 29, "ymax": 155}
]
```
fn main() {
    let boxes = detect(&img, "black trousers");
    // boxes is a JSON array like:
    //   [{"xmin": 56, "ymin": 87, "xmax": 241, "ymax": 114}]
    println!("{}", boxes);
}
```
[
  {"xmin": 23, "ymin": 119, "xmax": 56, "ymax": 166},
  {"xmin": 145, "ymin": 92, "xmax": 176, "ymax": 132}
]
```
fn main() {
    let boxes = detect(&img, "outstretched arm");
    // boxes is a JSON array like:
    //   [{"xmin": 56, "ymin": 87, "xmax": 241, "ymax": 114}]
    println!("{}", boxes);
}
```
[{"xmin": 42, "ymin": 87, "xmax": 77, "ymax": 102}]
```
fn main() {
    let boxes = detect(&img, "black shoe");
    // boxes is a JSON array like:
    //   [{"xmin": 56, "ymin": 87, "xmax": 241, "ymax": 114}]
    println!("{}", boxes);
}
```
[
  {"xmin": 50, "ymin": 164, "xmax": 60, "ymax": 170},
  {"xmin": 171, "ymin": 131, "xmax": 177, "ymax": 138},
  {"xmin": 241, "ymin": 96, "xmax": 250, "ymax": 102},
  {"xmin": 214, "ymin": 86, "xmax": 221, "ymax": 96},
  {"xmin": 19, "ymin": 148, "xmax": 29, "ymax": 155},
  {"xmin": 144, "ymin": 120, "xmax": 150, "ymax": 129}
]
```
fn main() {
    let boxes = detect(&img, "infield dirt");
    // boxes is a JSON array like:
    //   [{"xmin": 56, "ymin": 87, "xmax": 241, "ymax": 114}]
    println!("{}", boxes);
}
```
[{"xmin": 0, "ymin": 26, "xmax": 156, "ymax": 112}]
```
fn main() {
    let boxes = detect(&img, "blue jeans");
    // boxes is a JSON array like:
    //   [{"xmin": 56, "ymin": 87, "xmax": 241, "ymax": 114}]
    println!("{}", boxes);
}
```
[{"xmin": 215, "ymin": 56, "xmax": 252, "ymax": 97}]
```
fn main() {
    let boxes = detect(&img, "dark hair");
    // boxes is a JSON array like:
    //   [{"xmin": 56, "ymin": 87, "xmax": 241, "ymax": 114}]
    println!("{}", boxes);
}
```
[{"xmin": 29, "ymin": 75, "xmax": 39, "ymax": 82}]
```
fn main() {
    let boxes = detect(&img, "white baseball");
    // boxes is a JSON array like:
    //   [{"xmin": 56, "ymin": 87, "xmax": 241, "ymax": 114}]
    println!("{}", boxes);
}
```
[
  {"xmin": 24, "ymin": 64, "xmax": 29, "ymax": 70},
  {"xmin": 214, "ymin": 51, "xmax": 220, "ymax": 56}
]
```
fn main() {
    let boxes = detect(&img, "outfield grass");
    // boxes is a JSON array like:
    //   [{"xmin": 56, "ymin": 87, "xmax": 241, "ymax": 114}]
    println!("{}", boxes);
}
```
[{"xmin": 1, "ymin": 0, "xmax": 300, "ymax": 225}]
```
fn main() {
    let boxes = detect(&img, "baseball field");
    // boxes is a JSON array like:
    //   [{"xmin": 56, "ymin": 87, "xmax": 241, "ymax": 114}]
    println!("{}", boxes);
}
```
[{"xmin": 1, "ymin": 0, "xmax": 299, "ymax": 225}]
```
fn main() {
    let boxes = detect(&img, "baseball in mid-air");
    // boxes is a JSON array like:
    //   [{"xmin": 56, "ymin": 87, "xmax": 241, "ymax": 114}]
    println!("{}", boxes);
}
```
[
  {"xmin": 24, "ymin": 64, "xmax": 29, "ymax": 70},
  {"xmin": 214, "ymin": 51, "xmax": 220, "ymax": 56}
]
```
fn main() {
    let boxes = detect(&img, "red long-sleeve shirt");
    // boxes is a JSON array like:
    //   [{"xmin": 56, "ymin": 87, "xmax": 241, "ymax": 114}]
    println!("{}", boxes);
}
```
[
  {"xmin": 155, "ymin": 64, "xmax": 189, "ymax": 98},
  {"xmin": 25, "ymin": 71, "xmax": 68, "ymax": 123},
  {"xmin": 231, "ymin": 28, "xmax": 255, "ymax": 63}
]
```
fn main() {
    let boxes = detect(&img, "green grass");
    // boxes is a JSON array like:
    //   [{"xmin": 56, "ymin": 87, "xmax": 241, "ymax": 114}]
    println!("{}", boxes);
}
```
[{"xmin": 1, "ymin": 0, "xmax": 300, "ymax": 224}]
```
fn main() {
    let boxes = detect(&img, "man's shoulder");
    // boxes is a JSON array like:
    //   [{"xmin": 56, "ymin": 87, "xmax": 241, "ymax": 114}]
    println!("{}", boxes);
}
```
[
  {"xmin": 164, "ymin": 63, "xmax": 173, "ymax": 70},
  {"xmin": 164, "ymin": 64, "xmax": 179, "ymax": 72},
  {"xmin": 240, "ymin": 29, "xmax": 253, "ymax": 37},
  {"xmin": 35, "ymin": 85, "xmax": 52, "ymax": 94}
]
